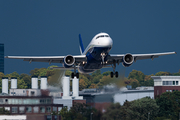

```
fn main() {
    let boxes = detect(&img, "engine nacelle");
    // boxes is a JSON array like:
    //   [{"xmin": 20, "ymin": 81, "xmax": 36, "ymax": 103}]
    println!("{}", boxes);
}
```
[
  {"xmin": 63, "ymin": 55, "xmax": 75, "ymax": 68},
  {"xmin": 122, "ymin": 53, "xmax": 134, "ymax": 67}
]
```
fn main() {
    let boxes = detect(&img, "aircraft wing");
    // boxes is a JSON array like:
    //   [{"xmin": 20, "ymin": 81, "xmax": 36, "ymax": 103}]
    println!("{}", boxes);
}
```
[
  {"xmin": 107, "ymin": 51, "xmax": 176, "ymax": 64},
  {"xmin": 5, "ymin": 55, "xmax": 87, "ymax": 64}
]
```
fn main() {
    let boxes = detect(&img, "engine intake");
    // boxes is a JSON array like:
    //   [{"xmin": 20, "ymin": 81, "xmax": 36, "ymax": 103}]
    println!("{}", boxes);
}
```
[
  {"xmin": 122, "ymin": 53, "xmax": 134, "ymax": 67},
  {"xmin": 64, "ymin": 55, "xmax": 75, "ymax": 68}
]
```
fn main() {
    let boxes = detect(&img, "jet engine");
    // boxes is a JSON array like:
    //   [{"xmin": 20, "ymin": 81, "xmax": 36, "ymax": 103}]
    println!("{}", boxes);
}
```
[
  {"xmin": 122, "ymin": 53, "xmax": 134, "ymax": 67},
  {"xmin": 63, "ymin": 55, "xmax": 75, "ymax": 68}
]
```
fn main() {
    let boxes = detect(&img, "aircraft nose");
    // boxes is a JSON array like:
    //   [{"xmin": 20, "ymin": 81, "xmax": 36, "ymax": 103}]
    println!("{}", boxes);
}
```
[{"xmin": 102, "ymin": 38, "xmax": 113, "ymax": 47}]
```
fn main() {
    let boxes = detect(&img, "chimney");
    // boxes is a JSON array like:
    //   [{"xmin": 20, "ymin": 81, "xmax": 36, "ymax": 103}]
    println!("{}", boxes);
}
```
[
  {"xmin": 11, "ymin": 77, "xmax": 17, "ymax": 89},
  {"xmin": 31, "ymin": 76, "xmax": 38, "ymax": 89},
  {"xmin": 72, "ymin": 77, "xmax": 79, "ymax": 97},
  {"xmin": 41, "ymin": 76, "xmax": 47, "ymax": 89},
  {"xmin": 62, "ymin": 76, "xmax": 71, "ymax": 99},
  {"xmin": 72, "ymin": 77, "xmax": 83, "ymax": 99},
  {"xmin": 2, "ymin": 77, "xmax": 8, "ymax": 94}
]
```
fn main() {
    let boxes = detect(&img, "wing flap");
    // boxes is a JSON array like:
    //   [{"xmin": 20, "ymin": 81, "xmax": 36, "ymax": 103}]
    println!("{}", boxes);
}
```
[
  {"xmin": 50, "ymin": 66, "xmax": 79, "ymax": 70},
  {"xmin": 133, "ymin": 52, "xmax": 176, "ymax": 61},
  {"xmin": 5, "ymin": 55, "xmax": 87, "ymax": 64},
  {"xmin": 108, "ymin": 52, "xmax": 176, "ymax": 64}
]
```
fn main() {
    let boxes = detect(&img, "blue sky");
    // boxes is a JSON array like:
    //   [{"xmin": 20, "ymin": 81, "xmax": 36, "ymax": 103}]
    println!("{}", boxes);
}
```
[{"xmin": 0, "ymin": 0, "xmax": 179, "ymax": 76}]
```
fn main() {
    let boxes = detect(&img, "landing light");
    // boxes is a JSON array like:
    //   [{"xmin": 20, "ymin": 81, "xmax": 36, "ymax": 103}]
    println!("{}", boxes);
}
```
[{"xmin": 101, "ymin": 53, "xmax": 106, "ymax": 56}]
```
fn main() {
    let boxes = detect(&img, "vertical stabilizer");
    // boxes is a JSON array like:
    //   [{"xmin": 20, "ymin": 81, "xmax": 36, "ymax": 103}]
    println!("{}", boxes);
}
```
[{"xmin": 79, "ymin": 34, "xmax": 84, "ymax": 55}]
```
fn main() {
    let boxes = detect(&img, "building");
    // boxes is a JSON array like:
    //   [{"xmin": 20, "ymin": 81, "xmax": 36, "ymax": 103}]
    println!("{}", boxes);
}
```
[
  {"xmin": 152, "ymin": 76, "xmax": 180, "ymax": 98},
  {"xmin": 114, "ymin": 87, "xmax": 154, "ymax": 105},
  {"xmin": 53, "ymin": 76, "xmax": 86, "ymax": 110},
  {"xmin": 0, "ymin": 76, "xmax": 63, "ymax": 120},
  {"xmin": 0, "ymin": 95, "xmax": 63, "ymax": 120},
  {"xmin": 79, "ymin": 86, "xmax": 154, "ymax": 112},
  {"xmin": 0, "ymin": 43, "xmax": 4, "ymax": 73},
  {"xmin": 79, "ymin": 88, "xmax": 114, "ymax": 112}
]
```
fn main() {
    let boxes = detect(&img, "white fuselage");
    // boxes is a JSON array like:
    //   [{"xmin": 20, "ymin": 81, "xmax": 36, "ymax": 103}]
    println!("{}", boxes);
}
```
[
  {"xmin": 78, "ymin": 33, "xmax": 113, "ymax": 73},
  {"xmin": 83, "ymin": 33, "xmax": 113, "ymax": 55}
]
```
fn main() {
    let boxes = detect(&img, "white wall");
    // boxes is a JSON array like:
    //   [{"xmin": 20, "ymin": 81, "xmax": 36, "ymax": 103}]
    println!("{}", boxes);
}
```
[{"xmin": 114, "ymin": 91, "xmax": 154, "ymax": 105}]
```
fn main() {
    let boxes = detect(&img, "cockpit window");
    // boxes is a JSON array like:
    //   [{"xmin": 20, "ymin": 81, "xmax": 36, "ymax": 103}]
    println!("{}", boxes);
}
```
[{"xmin": 96, "ymin": 35, "xmax": 109, "ymax": 39}]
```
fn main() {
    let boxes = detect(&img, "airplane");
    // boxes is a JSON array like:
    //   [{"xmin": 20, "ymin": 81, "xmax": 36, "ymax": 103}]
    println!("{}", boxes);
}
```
[{"xmin": 5, "ymin": 32, "xmax": 176, "ymax": 78}]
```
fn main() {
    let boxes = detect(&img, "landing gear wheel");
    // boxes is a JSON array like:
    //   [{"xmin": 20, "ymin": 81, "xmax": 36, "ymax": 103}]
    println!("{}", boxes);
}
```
[
  {"xmin": 71, "ymin": 73, "xmax": 74, "ymax": 78},
  {"xmin": 110, "ymin": 72, "xmax": 114, "ymax": 78},
  {"xmin": 76, "ymin": 73, "xmax": 79, "ymax": 78},
  {"xmin": 115, "ymin": 71, "xmax": 118, "ymax": 78},
  {"xmin": 71, "ymin": 72, "xmax": 79, "ymax": 78}
]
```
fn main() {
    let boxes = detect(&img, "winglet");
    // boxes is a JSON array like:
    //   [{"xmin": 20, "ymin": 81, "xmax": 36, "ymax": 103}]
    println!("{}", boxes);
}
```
[{"xmin": 79, "ymin": 34, "xmax": 84, "ymax": 55}]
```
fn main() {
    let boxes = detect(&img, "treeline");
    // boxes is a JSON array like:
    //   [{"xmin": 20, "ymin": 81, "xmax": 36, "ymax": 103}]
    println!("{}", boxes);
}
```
[
  {"xmin": 107, "ymin": 91, "xmax": 180, "ymax": 120},
  {"xmin": 0, "ymin": 66, "xmax": 180, "ymax": 92},
  {"xmin": 56, "ymin": 91, "xmax": 180, "ymax": 120}
]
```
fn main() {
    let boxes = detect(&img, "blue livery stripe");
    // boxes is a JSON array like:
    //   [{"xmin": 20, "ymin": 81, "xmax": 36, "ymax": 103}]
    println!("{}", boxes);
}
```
[{"xmin": 79, "ymin": 34, "xmax": 84, "ymax": 54}]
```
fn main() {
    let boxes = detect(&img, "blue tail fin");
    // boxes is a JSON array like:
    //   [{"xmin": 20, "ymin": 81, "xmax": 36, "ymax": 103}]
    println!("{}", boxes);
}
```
[{"xmin": 79, "ymin": 34, "xmax": 84, "ymax": 55}]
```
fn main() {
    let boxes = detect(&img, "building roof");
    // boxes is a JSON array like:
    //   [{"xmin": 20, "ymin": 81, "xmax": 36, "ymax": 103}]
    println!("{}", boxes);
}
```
[{"xmin": 151, "ymin": 76, "xmax": 180, "ymax": 79}]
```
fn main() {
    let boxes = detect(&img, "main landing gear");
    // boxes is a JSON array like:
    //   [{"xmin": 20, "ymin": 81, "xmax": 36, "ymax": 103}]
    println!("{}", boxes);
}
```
[
  {"xmin": 71, "ymin": 63, "xmax": 79, "ymax": 79},
  {"xmin": 110, "ymin": 61, "xmax": 118, "ymax": 78},
  {"xmin": 110, "ymin": 71, "xmax": 118, "ymax": 78},
  {"xmin": 101, "ymin": 53, "xmax": 119, "ymax": 78},
  {"xmin": 71, "ymin": 72, "xmax": 79, "ymax": 79}
]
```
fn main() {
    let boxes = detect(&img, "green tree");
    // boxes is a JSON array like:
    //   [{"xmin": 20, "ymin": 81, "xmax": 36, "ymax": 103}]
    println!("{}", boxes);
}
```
[
  {"xmin": 131, "ymin": 81, "xmax": 139, "ymax": 89},
  {"xmin": 102, "ymin": 103, "xmax": 122, "ymax": 120},
  {"xmin": 173, "ymin": 72, "xmax": 180, "ymax": 76},
  {"xmin": 129, "ymin": 78, "xmax": 139, "ymax": 88},
  {"xmin": 89, "ymin": 83, "xmax": 97, "ymax": 89},
  {"xmin": 70, "ymin": 103, "xmax": 97, "ymax": 120},
  {"xmin": 46, "ymin": 70, "xmax": 55, "ymax": 77},
  {"xmin": 18, "ymin": 79, "xmax": 28, "ymax": 89},
  {"xmin": 65, "ymin": 70, "xmax": 72, "ymax": 76},
  {"xmin": 10, "ymin": 71, "xmax": 20, "ymax": 78},
  {"xmin": 79, "ymin": 79, "xmax": 88, "ymax": 91},
  {"xmin": 121, "ymin": 100, "xmax": 131, "ymax": 120},
  {"xmin": 0, "ymin": 72, "xmax": 4, "ymax": 79},
  {"xmin": 92, "ymin": 74, "xmax": 102, "ymax": 84},
  {"xmin": 29, "ymin": 68, "xmax": 40, "ymax": 76},
  {"xmin": 79, "ymin": 74, "xmax": 91, "ymax": 88},
  {"xmin": 156, "ymin": 91, "xmax": 180, "ymax": 119},
  {"xmin": 97, "ymin": 75, "xmax": 111, "ymax": 87},
  {"xmin": 82, "ymin": 74, "xmax": 93, "ymax": 82},
  {"xmin": 91, "ymin": 70, "xmax": 101, "ymax": 77},
  {"xmin": 38, "ymin": 68, "xmax": 49, "ymax": 76},
  {"xmin": 19, "ymin": 73, "xmax": 31, "ymax": 88},
  {"xmin": 102, "ymin": 71, "xmax": 111, "ymax": 76},
  {"xmin": 59, "ymin": 107, "xmax": 72, "ymax": 120},
  {"xmin": 143, "ymin": 75, "xmax": 154, "ymax": 86},
  {"xmin": 127, "ymin": 97, "xmax": 159, "ymax": 120},
  {"xmin": 60, "ymin": 103, "xmax": 101, "ymax": 120},
  {"xmin": 128, "ymin": 70, "xmax": 145, "ymax": 86},
  {"xmin": 155, "ymin": 71, "xmax": 172, "ymax": 76}
]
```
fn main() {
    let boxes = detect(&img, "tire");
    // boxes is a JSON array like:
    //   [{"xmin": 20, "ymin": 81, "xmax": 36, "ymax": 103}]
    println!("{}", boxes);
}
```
[
  {"xmin": 71, "ymin": 73, "xmax": 74, "ymax": 78},
  {"xmin": 76, "ymin": 73, "xmax": 79, "ymax": 78},
  {"xmin": 110, "ymin": 72, "xmax": 114, "ymax": 78},
  {"xmin": 115, "ymin": 71, "xmax": 118, "ymax": 78}
]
